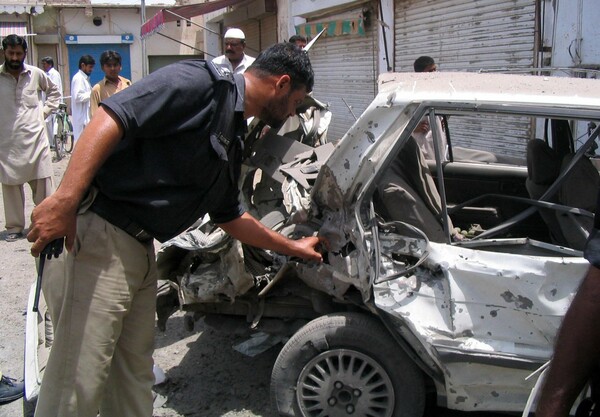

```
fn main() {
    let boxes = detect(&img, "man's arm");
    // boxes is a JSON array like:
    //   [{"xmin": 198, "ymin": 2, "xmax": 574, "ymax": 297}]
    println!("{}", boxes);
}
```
[
  {"xmin": 40, "ymin": 72, "xmax": 60, "ymax": 118},
  {"xmin": 218, "ymin": 212, "xmax": 323, "ymax": 262},
  {"xmin": 50, "ymin": 70, "xmax": 63, "ymax": 98},
  {"xmin": 27, "ymin": 107, "xmax": 124, "ymax": 256},
  {"xmin": 536, "ymin": 265, "xmax": 600, "ymax": 417},
  {"xmin": 90, "ymin": 85, "xmax": 100, "ymax": 117}
]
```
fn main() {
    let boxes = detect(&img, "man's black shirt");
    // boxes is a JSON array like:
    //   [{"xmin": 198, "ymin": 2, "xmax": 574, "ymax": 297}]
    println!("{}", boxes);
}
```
[{"xmin": 95, "ymin": 60, "xmax": 246, "ymax": 242}]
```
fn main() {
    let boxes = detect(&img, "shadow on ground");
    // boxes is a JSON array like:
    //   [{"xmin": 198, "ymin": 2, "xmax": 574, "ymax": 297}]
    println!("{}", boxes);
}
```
[{"xmin": 153, "ymin": 313, "xmax": 279, "ymax": 417}]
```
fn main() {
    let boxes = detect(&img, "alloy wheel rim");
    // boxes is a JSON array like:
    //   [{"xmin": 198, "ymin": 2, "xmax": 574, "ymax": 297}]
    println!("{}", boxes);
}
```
[{"xmin": 296, "ymin": 348, "xmax": 394, "ymax": 417}]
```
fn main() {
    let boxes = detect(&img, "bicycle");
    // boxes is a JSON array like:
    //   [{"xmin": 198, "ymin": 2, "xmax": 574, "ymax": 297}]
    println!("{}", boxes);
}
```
[{"xmin": 52, "ymin": 100, "xmax": 74, "ymax": 162}]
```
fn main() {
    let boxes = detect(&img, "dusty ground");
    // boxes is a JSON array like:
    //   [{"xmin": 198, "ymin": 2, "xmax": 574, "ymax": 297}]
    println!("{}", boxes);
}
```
[{"xmin": 0, "ymin": 157, "xmax": 278, "ymax": 417}]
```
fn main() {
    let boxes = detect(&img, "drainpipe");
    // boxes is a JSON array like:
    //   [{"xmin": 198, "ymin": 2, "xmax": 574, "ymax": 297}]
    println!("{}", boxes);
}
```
[
  {"xmin": 533, "ymin": 0, "xmax": 541, "ymax": 72},
  {"xmin": 378, "ymin": 0, "xmax": 391, "ymax": 72},
  {"xmin": 57, "ymin": 9, "xmax": 64, "ymax": 77},
  {"xmin": 141, "ymin": 0, "xmax": 148, "ymax": 77},
  {"xmin": 573, "ymin": 0, "xmax": 583, "ymax": 67},
  {"xmin": 27, "ymin": 11, "xmax": 34, "ymax": 65}
]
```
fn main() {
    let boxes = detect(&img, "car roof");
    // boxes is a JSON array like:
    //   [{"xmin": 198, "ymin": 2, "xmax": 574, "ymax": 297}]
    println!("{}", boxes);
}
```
[
  {"xmin": 312, "ymin": 72, "xmax": 600, "ymax": 212},
  {"xmin": 378, "ymin": 72, "xmax": 600, "ymax": 108}
]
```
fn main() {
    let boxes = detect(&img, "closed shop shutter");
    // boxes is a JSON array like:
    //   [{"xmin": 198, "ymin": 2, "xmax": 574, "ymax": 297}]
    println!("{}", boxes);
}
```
[
  {"xmin": 304, "ymin": 3, "xmax": 378, "ymax": 142},
  {"xmin": 260, "ymin": 14, "xmax": 277, "ymax": 49},
  {"xmin": 237, "ymin": 13, "xmax": 277, "ymax": 57},
  {"xmin": 394, "ymin": 0, "xmax": 536, "ymax": 157},
  {"xmin": 238, "ymin": 21, "xmax": 261, "ymax": 57}
]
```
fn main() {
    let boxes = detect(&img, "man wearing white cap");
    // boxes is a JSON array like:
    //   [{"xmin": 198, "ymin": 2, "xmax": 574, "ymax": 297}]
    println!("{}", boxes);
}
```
[{"xmin": 212, "ymin": 28, "xmax": 255, "ymax": 74}]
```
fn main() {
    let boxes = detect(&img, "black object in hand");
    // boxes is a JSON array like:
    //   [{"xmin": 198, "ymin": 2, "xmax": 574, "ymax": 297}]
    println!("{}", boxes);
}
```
[{"xmin": 32, "ymin": 238, "xmax": 64, "ymax": 313}]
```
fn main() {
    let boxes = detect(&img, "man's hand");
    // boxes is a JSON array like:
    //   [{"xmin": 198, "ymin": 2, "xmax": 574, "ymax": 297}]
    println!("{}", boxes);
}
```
[
  {"xmin": 27, "ymin": 194, "xmax": 78, "ymax": 257},
  {"xmin": 290, "ymin": 235, "xmax": 325, "ymax": 263},
  {"xmin": 28, "ymin": 107, "xmax": 125, "ymax": 257},
  {"xmin": 218, "ymin": 213, "xmax": 326, "ymax": 263}
]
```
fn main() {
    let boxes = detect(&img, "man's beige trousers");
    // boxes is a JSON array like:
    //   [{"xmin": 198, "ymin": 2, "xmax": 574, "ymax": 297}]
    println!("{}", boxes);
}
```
[
  {"xmin": 35, "ymin": 210, "xmax": 157, "ymax": 417},
  {"xmin": 2, "ymin": 177, "xmax": 54, "ymax": 233}
]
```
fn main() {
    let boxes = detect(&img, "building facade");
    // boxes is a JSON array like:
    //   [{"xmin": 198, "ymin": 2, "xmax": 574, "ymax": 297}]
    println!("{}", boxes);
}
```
[{"xmin": 2, "ymin": 0, "xmax": 598, "ymax": 146}]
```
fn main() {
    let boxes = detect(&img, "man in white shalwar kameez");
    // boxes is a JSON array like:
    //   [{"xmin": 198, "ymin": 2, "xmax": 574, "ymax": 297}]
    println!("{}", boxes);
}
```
[
  {"xmin": 70, "ymin": 55, "xmax": 95, "ymax": 142},
  {"xmin": 212, "ymin": 28, "xmax": 255, "ymax": 75},
  {"xmin": 41, "ymin": 56, "xmax": 63, "ymax": 148},
  {"xmin": 0, "ymin": 34, "xmax": 60, "ymax": 241}
]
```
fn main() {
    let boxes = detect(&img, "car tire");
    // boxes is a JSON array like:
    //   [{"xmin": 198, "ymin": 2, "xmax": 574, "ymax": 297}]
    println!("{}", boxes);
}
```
[
  {"xmin": 260, "ymin": 210, "xmax": 286, "ymax": 231},
  {"xmin": 271, "ymin": 312, "xmax": 426, "ymax": 417}
]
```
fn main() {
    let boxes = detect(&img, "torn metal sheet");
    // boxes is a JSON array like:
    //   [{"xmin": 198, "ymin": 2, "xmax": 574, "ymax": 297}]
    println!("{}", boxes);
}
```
[
  {"xmin": 249, "ymin": 131, "xmax": 314, "ymax": 183},
  {"xmin": 279, "ymin": 142, "xmax": 335, "ymax": 190},
  {"xmin": 374, "ymin": 241, "xmax": 589, "ymax": 411},
  {"xmin": 179, "ymin": 240, "xmax": 254, "ymax": 304}
]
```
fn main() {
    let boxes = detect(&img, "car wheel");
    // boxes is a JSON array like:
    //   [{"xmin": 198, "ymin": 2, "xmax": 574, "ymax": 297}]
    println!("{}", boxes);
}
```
[{"xmin": 271, "ymin": 312, "xmax": 425, "ymax": 417}]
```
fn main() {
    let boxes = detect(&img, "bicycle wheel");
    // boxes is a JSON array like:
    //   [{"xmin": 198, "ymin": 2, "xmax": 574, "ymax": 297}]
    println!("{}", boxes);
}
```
[
  {"xmin": 54, "ymin": 117, "xmax": 65, "ymax": 161},
  {"xmin": 64, "ymin": 117, "xmax": 74, "ymax": 153}
]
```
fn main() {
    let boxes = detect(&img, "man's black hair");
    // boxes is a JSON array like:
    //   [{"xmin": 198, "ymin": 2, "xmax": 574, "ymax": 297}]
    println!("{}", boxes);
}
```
[
  {"xmin": 100, "ymin": 50, "xmax": 122, "ymax": 67},
  {"xmin": 1, "ymin": 34, "xmax": 27, "ymax": 51},
  {"xmin": 289, "ymin": 35, "xmax": 307, "ymax": 44},
  {"xmin": 248, "ymin": 42, "xmax": 314, "ymax": 92},
  {"xmin": 413, "ymin": 56, "xmax": 435, "ymax": 72},
  {"xmin": 41, "ymin": 56, "xmax": 55, "ymax": 66},
  {"xmin": 78, "ymin": 54, "xmax": 96, "ymax": 68}
]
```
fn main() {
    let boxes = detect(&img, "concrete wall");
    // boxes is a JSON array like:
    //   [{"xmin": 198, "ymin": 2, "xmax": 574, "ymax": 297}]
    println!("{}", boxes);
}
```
[
  {"xmin": 144, "ymin": 6, "xmax": 206, "ymax": 58},
  {"xmin": 29, "ymin": 4, "xmax": 202, "ymax": 87},
  {"xmin": 550, "ymin": 0, "xmax": 600, "ymax": 69}
]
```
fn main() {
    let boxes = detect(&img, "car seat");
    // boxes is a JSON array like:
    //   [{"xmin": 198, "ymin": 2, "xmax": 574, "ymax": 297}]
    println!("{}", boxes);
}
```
[
  {"xmin": 375, "ymin": 136, "xmax": 450, "ymax": 243},
  {"xmin": 525, "ymin": 138, "xmax": 598, "ymax": 250}
]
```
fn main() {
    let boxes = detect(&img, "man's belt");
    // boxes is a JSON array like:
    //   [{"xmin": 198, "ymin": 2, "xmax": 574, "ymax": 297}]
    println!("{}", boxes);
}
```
[{"xmin": 88, "ymin": 193, "xmax": 153, "ymax": 243}]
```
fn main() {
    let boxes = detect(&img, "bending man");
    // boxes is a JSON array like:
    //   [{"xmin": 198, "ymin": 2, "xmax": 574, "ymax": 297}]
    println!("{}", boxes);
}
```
[{"xmin": 28, "ymin": 43, "xmax": 322, "ymax": 417}]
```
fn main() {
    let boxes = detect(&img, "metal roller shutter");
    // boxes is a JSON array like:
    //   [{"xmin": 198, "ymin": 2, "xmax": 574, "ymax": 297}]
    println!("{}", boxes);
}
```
[
  {"xmin": 260, "ymin": 14, "xmax": 277, "ymax": 49},
  {"xmin": 238, "ymin": 14, "xmax": 277, "ymax": 57},
  {"xmin": 237, "ymin": 21, "xmax": 260, "ymax": 56},
  {"xmin": 306, "ymin": 4, "xmax": 378, "ymax": 142},
  {"xmin": 394, "ymin": 0, "xmax": 537, "ymax": 157}
]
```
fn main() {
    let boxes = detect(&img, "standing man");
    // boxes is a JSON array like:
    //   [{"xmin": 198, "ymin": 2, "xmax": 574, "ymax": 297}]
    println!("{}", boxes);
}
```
[
  {"xmin": 41, "ymin": 56, "xmax": 63, "ymax": 148},
  {"xmin": 90, "ymin": 50, "xmax": 131, "ymax": 117},
  {"xmin": 70, "ymin": 54, "xmax": 94, "ymax": 142},
  {"xmin": 27, "ymin": 42, "xmax": 322, "ymax": 417},
  {"xmin": 212, "ymin": 28, "xmax": 255, "ymax": 74},
  {"xmin": 535, "ymin": 191, "xmax": 600, "ymax": 417},
  {"xmin": 0, "ymin": 34, "xmax": 60, "ymax": 242},
  {"xmin": 412, "ymin": 55, "xmax": 445, "ymax": 159},
  {"xmin": 413, "ymin": 55, "xmax": 437, "ymax": 73}
]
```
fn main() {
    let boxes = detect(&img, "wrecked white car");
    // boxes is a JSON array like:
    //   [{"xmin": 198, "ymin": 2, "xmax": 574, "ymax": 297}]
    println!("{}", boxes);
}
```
[{"xmin": 157, "ymin": 72, "xmax": 600, "ymax": 416}]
